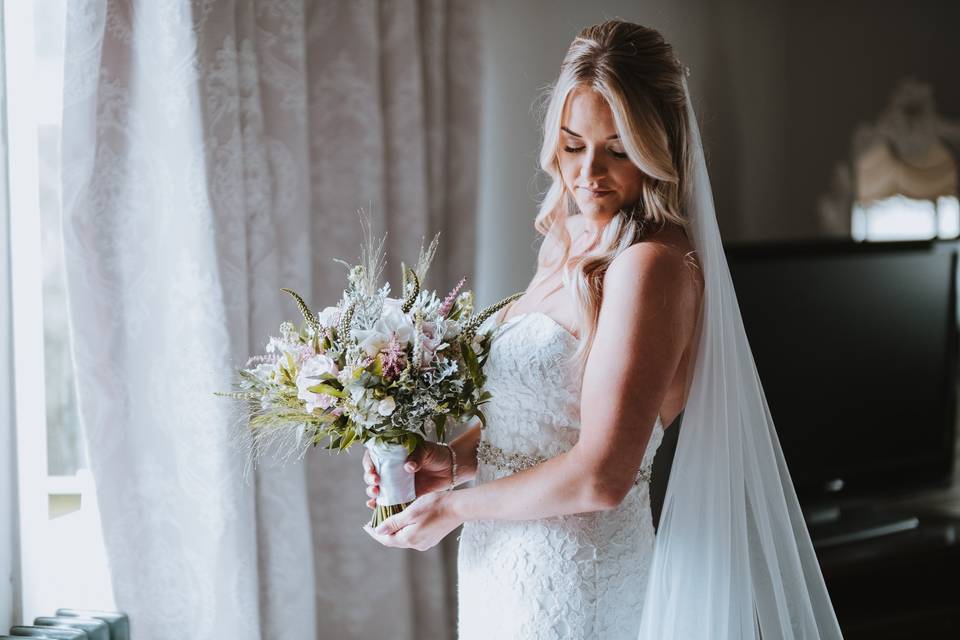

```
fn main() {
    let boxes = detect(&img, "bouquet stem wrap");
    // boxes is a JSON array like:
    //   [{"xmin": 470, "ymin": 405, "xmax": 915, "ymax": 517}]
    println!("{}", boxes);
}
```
[{"xmin": 366, "ymin": 440, "xmax": 416, "ymax": 527}]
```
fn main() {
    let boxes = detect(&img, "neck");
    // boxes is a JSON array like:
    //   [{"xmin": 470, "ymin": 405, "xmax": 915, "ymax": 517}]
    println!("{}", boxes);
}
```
[{"xmin": 580, "ymin": 213, "xmax": 614, "ymax": 237}]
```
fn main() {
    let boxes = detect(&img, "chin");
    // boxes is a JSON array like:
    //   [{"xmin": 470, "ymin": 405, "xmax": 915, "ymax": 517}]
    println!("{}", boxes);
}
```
[{"xmin": 577, "ymin": 201, "xmax": 620, "ymax": 218}]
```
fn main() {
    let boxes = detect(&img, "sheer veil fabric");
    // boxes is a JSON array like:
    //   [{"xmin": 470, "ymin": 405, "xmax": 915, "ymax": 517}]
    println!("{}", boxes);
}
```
[{"xmin": 635, "ymin": 73, "xmax": 845, "ymax": 639}]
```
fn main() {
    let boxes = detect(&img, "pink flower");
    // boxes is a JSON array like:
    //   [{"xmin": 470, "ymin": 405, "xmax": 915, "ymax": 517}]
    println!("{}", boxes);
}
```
[
  {"xmin": 381, "ymin": 334, "xmax": 407, "ymax": 380},
  {"xmin": 438, "ymin": 277, "xmax": 466, "ymax": 317},
  {"xmin": 296, "ymin": 354, "xmax": 340, "ymax": 412}
]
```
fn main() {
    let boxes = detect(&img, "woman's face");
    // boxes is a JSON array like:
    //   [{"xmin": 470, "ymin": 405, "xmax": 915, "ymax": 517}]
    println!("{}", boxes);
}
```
[{"xmin": 558, "ymin": 86, "xmax": 644, "ymax": 224}]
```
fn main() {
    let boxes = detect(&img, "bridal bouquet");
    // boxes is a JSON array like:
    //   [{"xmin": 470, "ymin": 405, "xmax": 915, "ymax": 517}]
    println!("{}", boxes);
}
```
[{"xmin": 216, "ymin": 223, "xmax": 519, "ymax": 526}]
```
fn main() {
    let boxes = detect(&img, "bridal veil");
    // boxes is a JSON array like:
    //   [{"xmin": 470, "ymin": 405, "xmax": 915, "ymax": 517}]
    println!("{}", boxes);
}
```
[{"xmin": 635, "ymin": 72, "xmax": 845, "ymax": 639}]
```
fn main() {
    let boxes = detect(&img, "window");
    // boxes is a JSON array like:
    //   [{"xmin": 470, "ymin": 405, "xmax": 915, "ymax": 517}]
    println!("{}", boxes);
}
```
[
  {"xmin": 4, "ymin": 0, "xmax": 115, "ymax": 622},
  {"xmin": 852, "ymin": 194, "xmax": 960, "ymax": 242}
]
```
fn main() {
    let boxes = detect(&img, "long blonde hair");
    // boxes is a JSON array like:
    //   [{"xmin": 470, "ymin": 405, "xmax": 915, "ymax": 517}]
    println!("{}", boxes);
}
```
[{"xmin": 534, "ymin": 20, "xmax": 694, "ymax": 372}]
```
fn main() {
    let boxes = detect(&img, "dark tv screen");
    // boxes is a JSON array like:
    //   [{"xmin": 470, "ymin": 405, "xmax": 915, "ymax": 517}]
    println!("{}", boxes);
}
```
[{"xmin": 726, "ymin": 240, "xmax": 957, "ymax": 504}]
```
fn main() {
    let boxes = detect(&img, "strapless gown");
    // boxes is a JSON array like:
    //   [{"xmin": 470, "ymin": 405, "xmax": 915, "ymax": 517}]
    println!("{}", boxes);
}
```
[{"xmin": 456, "ymin": 311, "xmax": 665, "ymax": 640}]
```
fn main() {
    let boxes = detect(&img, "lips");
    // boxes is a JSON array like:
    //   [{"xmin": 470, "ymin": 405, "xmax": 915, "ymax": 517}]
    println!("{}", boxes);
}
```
[{"xmin": 580, "ymin": 186, "xmax": 612, "ymax": 196}]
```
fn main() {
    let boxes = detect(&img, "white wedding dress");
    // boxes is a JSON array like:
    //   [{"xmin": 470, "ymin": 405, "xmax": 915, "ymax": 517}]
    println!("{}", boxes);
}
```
[{"xmin": 457, "ymin": 311, "xmax": 666, "ymax": 640}]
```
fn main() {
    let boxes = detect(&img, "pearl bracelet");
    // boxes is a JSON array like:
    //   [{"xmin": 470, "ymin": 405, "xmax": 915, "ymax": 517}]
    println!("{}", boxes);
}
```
[{"xmin": 439, "ymin": 442, "xmax": 457, "ymax": 491}]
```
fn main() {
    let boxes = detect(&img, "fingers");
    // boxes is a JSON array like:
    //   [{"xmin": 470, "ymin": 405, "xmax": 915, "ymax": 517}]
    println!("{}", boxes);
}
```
[
  {"xmin": 374, "ymin": 508, "xmax": 412, "ymax": 536},
  {"xmin": 363, "ymin": 524, "xmax": 401, "ymax": 547},
  {"xmin": 404, "ymin": 448, "xmax": 421, "ymax": 473},
  {"xmin": 363, "ymin": 450, "xmax": 378, "ymax": 510},
  {"xmin": 363, "ymin": 516, "xmax": 422, "ymax": 549},
  {"xmin": 362, "ymin": 449, "xmax": 371, "ymax": 472},
  {"xmin": 362, "ymin": 451, "xmax": 379, "ymax": 486}
]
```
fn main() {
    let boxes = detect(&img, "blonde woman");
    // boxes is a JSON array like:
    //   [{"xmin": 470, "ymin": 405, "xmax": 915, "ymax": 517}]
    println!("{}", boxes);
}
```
[{"xmin": 363, "ymin": 20, "xmax": 843, "ymax": 639}]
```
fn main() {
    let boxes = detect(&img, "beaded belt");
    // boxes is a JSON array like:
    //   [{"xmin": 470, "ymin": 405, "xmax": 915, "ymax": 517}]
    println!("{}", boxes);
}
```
[{"xmin": 476, "ymin": 439, "xmax": 652, "ymax": 485}]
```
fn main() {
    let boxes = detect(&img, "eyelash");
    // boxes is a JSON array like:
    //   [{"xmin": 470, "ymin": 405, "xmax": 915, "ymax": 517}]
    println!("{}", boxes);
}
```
[{"xmin": 563, "ymin": 145, "xmax": 629, "ymax": 159}]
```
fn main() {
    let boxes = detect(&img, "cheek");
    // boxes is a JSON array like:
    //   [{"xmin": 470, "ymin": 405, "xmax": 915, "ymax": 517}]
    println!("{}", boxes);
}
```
[{"xmin": 614, "ymin": 165, "xmax": 644, "ymax": 198}]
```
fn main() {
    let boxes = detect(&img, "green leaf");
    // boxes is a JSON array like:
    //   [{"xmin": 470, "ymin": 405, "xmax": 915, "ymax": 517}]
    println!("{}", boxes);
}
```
[
  {"xmin": 306, "ymin": 382, "xmax": 347, "ymax": 398},
  {"xmin": 404, "ymin": 433, "xmax": 420, "ymax": 455},
  {"xmin": 340, "ymin": 428, "xmax": 356, "ymax": 451},
  {"xmin": 461, "ymin": 339, "xmax": 482, "ymax": 387},
  {"xmin": 432, "ymin": 414, "xmax": 446, "ymax": 443}
]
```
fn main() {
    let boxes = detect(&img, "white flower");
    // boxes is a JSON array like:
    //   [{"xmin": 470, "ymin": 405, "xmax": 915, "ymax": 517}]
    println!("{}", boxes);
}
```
[
  {"xmin": 377, "ymin": 396, "xmax": 396, "ymax": 416},
  {"xmin": 317, "ymin": 305, "xmax": 341, "ymax": 328},
  {"xmin": 251, "ymin": 362, "xmax": 276, "ymax": 383},
  {"xmin": 347, "ymin": 382, "xmax": 369, "ymax": 404},
  {"xmin": 442, "ymin": 319, "xmax": 462, "ymax": 341},
  {"xmin": 418, "ymin": 320, "xmax": 444, "ymax": 366},
  {"xmin": 296, "ymin": 354, "xmax": 340, "ymax": 412},
  {"xmin": 353, "ymin": 297, "xmax": 415, "ymax": 357}
]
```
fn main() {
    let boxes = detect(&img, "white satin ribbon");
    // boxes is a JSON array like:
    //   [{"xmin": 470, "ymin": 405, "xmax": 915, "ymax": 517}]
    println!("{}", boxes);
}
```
[{"xmin": 365, "ymin": 440, "xmax": 417, "ymax": 506}]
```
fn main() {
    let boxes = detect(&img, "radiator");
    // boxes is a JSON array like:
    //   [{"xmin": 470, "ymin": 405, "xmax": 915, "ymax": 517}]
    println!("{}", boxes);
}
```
[{"xmin": 2, "ymin": 608, "xmax": 128, "ymax": 640}]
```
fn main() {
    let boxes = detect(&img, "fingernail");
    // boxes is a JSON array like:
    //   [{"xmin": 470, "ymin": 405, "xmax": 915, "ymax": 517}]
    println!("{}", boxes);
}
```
[{"xmin": 405, "ymin": 463, "xmax": 415, "ymax": 472}]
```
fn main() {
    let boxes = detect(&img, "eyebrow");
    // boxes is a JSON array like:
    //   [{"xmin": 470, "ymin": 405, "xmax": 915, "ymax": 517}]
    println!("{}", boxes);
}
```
[{"xmin": 561, "ymin": 126, "xmax": 619, "ymax": 140}]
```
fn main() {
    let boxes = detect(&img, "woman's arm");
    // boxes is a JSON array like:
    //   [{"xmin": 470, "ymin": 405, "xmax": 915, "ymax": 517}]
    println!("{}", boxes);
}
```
[
  {"xmin": 448, "ymin": 419, "xmax": 481, "ymax": 486},
  {"xmin": 364, "ymin": 238, "xmax": 700, "ymax": 548},
  {"xmin": 448, "ymin": 242, "xmax": 700, "ymax": 523}
]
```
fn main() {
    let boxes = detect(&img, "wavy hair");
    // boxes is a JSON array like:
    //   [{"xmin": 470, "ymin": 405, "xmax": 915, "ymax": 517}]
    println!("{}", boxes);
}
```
[{"xmin": 534, "ymin": 20, "xmax": 695, "ymax": 372}]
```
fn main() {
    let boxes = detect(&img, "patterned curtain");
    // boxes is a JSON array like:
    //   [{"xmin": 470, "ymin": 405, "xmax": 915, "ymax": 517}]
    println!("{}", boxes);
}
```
[{"xmin": 60, "ymin": 1, "xmax": 480, "ymax": 638}]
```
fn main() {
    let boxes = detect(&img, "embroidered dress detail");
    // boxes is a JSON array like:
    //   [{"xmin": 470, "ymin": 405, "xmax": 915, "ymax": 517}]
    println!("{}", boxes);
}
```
[{"xmin": 475, "ymin": 438, "xmax": 653, "ymax": 484}]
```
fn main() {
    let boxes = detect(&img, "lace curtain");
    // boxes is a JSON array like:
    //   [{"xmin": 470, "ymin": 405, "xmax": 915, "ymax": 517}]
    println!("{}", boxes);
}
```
[{"xmin": 60, "ymin": 1, "xmax": 479, "ymax": 638}]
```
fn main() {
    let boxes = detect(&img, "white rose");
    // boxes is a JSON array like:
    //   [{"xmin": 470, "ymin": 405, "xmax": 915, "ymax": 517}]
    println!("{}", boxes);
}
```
[
  {"xmin": 379, "ymin": 298, "xmax": 415, "ymax": 343},
  {"xmin": 377, "ymin": 396, "xmax": 396, "ymax": 416},
  {"xmin": 317, "ymin": 305, "xmax": 341, "ymax": 328},
  {"xmin": 295, "ymin": 354, "xmax": 340, "ymax": 412},
  {"xmin": 353, "ymin": 297, "xmax": 415, "ymax": 357}
]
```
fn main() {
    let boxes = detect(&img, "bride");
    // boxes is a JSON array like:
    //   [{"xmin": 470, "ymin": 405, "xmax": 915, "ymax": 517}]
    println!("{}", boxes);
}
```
[{"xmin": 362, "ymin": 20, "xmax": 844, "ymax": 640}]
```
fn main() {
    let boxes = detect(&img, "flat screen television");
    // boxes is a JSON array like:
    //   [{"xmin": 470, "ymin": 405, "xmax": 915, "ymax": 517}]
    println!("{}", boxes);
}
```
[{"xmin": 725, "ymin": 238, "xmax": 958, "ymax": 511}]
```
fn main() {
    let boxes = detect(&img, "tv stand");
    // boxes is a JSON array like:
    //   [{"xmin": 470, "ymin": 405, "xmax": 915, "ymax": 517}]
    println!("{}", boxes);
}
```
[
  {"xmin": 806, "ymin": 503, "xmax": 921, "ymax": 548},
  {"xmin": 813, "ymin": 490, "xmax": 960, "ymax": 638}
]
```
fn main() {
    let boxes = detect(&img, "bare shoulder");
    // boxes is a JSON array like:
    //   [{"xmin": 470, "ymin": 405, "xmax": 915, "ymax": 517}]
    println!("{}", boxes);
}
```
[{"xmin": 604, "ymin": 224, "xmax": 703, "ymax": 309}]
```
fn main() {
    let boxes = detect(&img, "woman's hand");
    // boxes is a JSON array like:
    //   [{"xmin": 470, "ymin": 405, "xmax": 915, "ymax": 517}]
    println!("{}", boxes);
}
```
[
  {"xmin": 362, "ymin": 441, "xmax": 454, "ymax": 509},
  {"xmin": 362, "ymin": 491, "xmax": 461, "ymax": 551}
]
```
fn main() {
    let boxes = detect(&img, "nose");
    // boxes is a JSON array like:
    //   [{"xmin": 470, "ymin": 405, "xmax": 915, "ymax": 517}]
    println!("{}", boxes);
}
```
[{"xmin": 580, "ymin": 147, "xmax": 607, "ymax": 181}]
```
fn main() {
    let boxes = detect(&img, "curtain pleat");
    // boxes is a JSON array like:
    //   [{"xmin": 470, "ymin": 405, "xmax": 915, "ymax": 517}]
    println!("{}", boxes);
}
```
[{"xmin": 61, "ymin": 1, "xmax": 480, "ymax": 637}]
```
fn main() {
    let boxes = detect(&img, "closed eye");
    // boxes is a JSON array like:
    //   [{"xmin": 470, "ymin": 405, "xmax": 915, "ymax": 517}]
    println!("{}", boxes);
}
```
[{"xmin": 563, "ymin": 145, "xmax": 629, "ymax": 160}]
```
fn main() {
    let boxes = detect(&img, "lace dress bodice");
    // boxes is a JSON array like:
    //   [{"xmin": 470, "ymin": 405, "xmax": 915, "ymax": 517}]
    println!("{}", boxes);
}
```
[{"xmin": 456, "ymin": 311, "xmax": 665, "ymax": 640}]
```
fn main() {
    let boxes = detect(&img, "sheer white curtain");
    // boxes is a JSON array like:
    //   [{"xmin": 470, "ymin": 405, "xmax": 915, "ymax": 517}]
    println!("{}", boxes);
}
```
[
  {"xmin": 60, "ymin": 1, "xmax": 479, "ymax": 638},
  {"xmin": 0, "ymin": 12, "xmax": 20, "ymax": 629}
]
